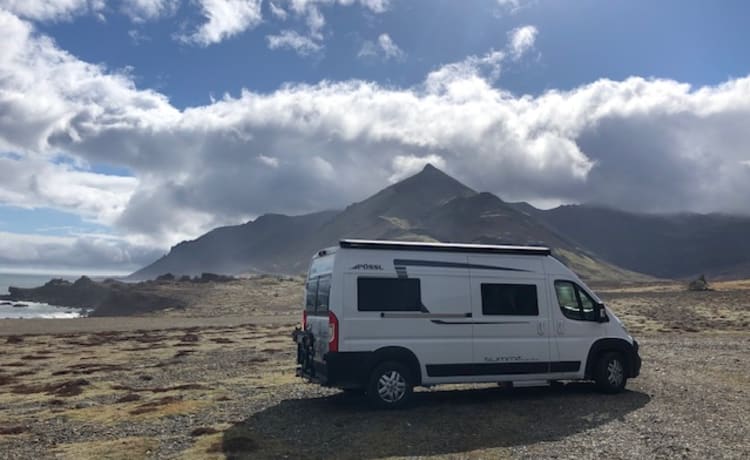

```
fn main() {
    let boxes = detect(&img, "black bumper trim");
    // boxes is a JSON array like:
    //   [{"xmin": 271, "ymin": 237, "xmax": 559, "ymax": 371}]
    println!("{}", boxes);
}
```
[{"xmin": 296, "ymin": 351, "xmax": 373, "ymax": 389}]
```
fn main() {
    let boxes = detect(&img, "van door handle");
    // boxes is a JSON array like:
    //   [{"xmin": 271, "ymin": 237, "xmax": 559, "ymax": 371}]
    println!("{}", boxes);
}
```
[{"xmin": 537, "ymin": 322, "xmax": 544, "ymax": 336}]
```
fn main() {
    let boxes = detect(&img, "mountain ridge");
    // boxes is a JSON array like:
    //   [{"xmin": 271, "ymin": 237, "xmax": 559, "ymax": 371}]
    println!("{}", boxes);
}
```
[
  {"xmin": 514, "ymin": 203, "xmax": 750, "ymax": 279},
  {"xmin": 132, "ymin": 164, "xmax": 750, "ymax": 281}
]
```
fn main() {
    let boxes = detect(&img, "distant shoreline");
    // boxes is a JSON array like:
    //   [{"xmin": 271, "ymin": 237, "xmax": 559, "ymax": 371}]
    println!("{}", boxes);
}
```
[
  {"xmin": 0, "ymin": 301, "xmax": 89, "ymax": 319},
  {"xmin": 1, "ymin": 272, "xmax": 241, "ymax": 317}
]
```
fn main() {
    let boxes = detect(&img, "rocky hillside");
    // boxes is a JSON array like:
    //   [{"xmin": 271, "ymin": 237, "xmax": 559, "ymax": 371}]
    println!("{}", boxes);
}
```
[
  {"xmin": 131, "ymin": 165, "xmax": 644, "ymax": 282},
  {"xmin": 513, "ymin": 204, "xmax": 750, "ymax": 279}
]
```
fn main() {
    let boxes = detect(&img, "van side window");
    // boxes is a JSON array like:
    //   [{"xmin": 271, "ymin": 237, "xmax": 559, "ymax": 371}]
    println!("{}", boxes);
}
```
[
  {"xmin": 481, "ymin": 284, "xmax": 539, "ymax": 316},
  {"xmin": 305, "ymin": 275, "xmax": 331, "ymax": 315},
  {"xmin": 554, "ymin": 281, "xmax": 597, "ymax": 321},
  {"xmin": 357, "ymin": 278, "xmax": 421, "ymax": 312}
]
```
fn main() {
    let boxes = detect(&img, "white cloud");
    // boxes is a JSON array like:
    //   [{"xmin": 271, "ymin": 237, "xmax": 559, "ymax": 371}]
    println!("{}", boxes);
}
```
[
  {"xmin": 0, "ymin": 0, "xmax": 103, "ymax": 21},
  {"xmin": 3, "ymin": 8, "xmax": 750, "ymax": 268},
  {"xmin": 305, "ymin": 4, "xmax": 325, "ymax": 39},
  {"xmin": 127, "ymin": 28, "xmax": 151, "ymax": 45},
  {"xmin": 0, "ymin": 155, "xmax": 138, "ymax": 226},
  {"xmin": 425, "ymin": 49, "xmax": 505, "ymax": 94},
  {"xmin": 269, "ymin": 1, "xmax": 288, "ymax": 19},
  {"xmin": 508, "ymin": 25, "xmax": 538, "ymax": 60},
  {"xmin": 279, "ymin": 0, "xmax": 389, "ymax": 15},
  {"xmin": 177, "ymin": 0, "xmax": 263, "ymax": 46},
  {"xmin": 270, "ymin": 0, "xmax": 391, "ymax": 50},
  {"xmin": 358, "ymin": 33, "xmax": 404, "ymax": 61},
  {"xmin": 389, "ymin": 155, "xmax": 446, "ymax": 182},
  {"xmin": 378, "ymin": 34, "xmax": 403, "ymax": 60},
  {"xmin": 121, "ymin": 0, "xmax": 178, "ymax": 22},
  {"xmin": 0, "ymin": 0, "xmax": 177, "ymax": 23},
  {"xmin": 266, "ymin": 30, "xmax": 322, "ymax": 55},
  {"xmin": 495, "ymin": 0, "xmax": 530, "ymax": 15},
  {"xmin": 258, "ymin": 154, "xmax": 280, "ymax": 168},
  {"xmin": 0, "ymin": 231, "xmax": 161, "ymax": 272}
]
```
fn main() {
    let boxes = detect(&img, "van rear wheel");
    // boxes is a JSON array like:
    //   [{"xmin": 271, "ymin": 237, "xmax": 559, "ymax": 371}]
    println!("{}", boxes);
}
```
[
  {"xmin": 595, "ymin": 352, "xmax": 627, "ymax": 393},
  {"xmin": 367, "ymin": 361, "xmax": 413, "ymax": 409}
]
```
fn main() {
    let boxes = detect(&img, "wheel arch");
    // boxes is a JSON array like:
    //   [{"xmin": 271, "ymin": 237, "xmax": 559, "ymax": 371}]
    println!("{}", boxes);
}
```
[
  {"xmin": 370, "ymin": 346, "xmax": 422, "ymax": 386},
  {"xmin": 585, "ymin": 338, "xmax": 637, "ymax": 379}
]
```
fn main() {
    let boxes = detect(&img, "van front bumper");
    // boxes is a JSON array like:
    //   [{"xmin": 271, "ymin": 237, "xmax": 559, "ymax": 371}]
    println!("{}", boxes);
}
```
[{"xmin": 631, "ymin": 339, "xmax": 642, "ymax": 378}]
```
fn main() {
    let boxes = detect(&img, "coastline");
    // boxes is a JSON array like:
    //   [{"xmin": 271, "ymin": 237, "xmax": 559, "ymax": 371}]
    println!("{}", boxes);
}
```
[{"xmin": 0, "ymin": 301, "xmax": 88, "ymax": 319}]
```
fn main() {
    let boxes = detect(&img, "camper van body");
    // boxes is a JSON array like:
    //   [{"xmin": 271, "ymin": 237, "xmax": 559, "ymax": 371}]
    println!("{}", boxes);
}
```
[{"xmin": 294, "ymin": 239, "xmax": 640, "ymax": 408}]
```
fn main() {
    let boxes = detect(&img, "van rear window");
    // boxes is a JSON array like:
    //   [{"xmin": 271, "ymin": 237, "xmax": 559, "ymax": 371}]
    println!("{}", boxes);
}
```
[
  {"xmin": 481, "ymin": 283, "xmax": 539, "ymax": 316},
  {"xmin": 305, "ymin": 275, "xmax": 331, "ymax": 315},
  {"xmin": 357, "ymin": 278, "xmax": 422, "ymax": 312}
]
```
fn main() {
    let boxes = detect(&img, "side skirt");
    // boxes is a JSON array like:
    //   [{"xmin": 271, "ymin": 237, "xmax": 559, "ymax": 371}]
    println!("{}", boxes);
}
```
[{"xmin": 426, "ymin": 361, "xmax": 580, "ymax": 377}]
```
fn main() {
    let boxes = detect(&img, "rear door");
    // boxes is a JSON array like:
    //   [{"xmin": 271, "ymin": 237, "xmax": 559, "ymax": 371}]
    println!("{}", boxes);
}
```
[{"xmin": 305, "ymin": 256, "xmax": 334, "ymax": 363}]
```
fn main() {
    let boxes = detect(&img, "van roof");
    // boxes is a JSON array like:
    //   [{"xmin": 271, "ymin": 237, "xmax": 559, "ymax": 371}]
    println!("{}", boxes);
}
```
[{"xmin": 339, "ymin": 239, "xmax": 552, "ymax": 256}]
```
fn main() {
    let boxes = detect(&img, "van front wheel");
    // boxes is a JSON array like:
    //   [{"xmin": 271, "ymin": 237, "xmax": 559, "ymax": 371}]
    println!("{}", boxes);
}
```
[
  {"xmin": 367, "ymin": 361, "xmax": 413, "ymax": 409},
  {"xmin": 595, "ymin": 352, "xmax": 627, "ymax": 393}
]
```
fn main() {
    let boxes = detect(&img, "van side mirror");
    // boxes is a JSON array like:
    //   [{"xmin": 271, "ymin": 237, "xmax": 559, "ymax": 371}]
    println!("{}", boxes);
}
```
[{"xmin": 595, "ymin": 302, "xmax": 609, "ymax": 323}]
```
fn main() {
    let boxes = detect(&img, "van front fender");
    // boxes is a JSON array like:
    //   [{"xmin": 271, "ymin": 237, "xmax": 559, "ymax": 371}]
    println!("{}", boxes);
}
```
[{"xmin": 585, "ymin": 338, "xmax": 641, "ymax": 379}]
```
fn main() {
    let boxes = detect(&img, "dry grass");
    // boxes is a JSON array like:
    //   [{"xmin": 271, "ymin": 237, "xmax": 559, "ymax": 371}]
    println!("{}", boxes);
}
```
[
  {"xmin": 11, "ymin": 378, "xmax": 90, "ymax": 397},
  {"xmin": 53, "ymin": 437, "xmax": 160, "ymax": 460}
]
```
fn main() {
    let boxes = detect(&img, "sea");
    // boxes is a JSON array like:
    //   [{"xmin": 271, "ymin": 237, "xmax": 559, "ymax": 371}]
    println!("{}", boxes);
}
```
[{"xmin": 0, "ymin": 273, "xmax": 89, "ymax": 319}]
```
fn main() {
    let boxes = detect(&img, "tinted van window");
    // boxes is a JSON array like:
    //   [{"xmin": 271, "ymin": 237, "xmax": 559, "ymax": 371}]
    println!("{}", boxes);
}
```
[
  {"xmin": 358, "ymin": 278, "xmax": 422, "ymax": 312},
  {"xmin": 481, "ymin": 283, "xmax": 539, "ymax": 316}
]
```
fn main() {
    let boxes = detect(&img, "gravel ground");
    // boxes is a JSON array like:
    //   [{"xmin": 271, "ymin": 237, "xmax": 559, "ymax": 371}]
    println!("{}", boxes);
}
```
[
  {"xmin": 1, "ymin": 329, "xmax": 748, "ymax": 459},
  {"xmin": 1, "ymin": 281, "xmax": 749, "ymax": 459}
]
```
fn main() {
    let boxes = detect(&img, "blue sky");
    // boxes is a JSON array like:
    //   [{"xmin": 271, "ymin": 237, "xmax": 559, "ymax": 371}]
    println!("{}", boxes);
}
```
[
  {"xmin": 1, "ymin": 0, "xmax": 750, "ymax": 272},
  {"xmin": 35, "ymin": 0, "xmax": 750, "ymax": 108}
]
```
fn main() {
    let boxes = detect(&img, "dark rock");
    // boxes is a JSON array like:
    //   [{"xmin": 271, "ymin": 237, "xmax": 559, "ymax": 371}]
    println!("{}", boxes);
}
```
[
  {"xmin": 5, "ymin": 275, "xmax": 187, "ymax": 317},
  {"xmin": 12, "ymin": 303, "xmax": 29, "ymax": 308},
  {"xmin": 688, "ymin": 274, "xmax": 711, "ymax": 291},
  {"xmin": 197, "ymin": 273, "xmax": 235, "ymax": 283},
  {"xmin": 156, "ymin": 273, "xmax": 175, "ymax": 282},
  {"xmin": 0, "ymin": 301, "xmax": 12, "ymax": 306}
]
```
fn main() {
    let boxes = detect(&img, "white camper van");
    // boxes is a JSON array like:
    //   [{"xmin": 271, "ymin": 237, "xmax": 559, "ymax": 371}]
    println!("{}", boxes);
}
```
[{"xmin": 293, "ymin": 239, "xmax": 640, "ymax": 408}]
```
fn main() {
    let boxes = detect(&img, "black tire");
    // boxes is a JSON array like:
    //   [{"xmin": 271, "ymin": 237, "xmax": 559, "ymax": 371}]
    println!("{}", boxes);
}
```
[
  {"xmin": 366, "ymin": 361, "xmax": 414, "ymax": 409},
  {"xmin": 594, "ymin": 352, "xmax": 627, "ymax": 393}
]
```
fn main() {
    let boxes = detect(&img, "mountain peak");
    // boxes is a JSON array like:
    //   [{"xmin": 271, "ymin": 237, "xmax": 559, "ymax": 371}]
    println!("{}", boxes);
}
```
[
  {"xmin": 399, "ymin": 163, "xmax": 475, "ymax": 193},
  {"xmin": 388, "ymin": 163, "xmax": 476, "ymax": 205}
]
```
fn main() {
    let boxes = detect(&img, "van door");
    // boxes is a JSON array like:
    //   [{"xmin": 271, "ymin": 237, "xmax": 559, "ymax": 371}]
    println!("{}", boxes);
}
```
[
  {"xmin": 469, "ymin": 273, "xmax": 552, "ymax": 379},
  {"xmin": 548, "ymin": 279, "xmax": 606, "ymax": 377}
]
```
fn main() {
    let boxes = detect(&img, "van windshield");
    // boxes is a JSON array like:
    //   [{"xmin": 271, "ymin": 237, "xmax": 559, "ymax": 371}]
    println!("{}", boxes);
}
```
[{"xmin": 305, "ymin": 274, "xmax": 331, "ymax": 316}]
